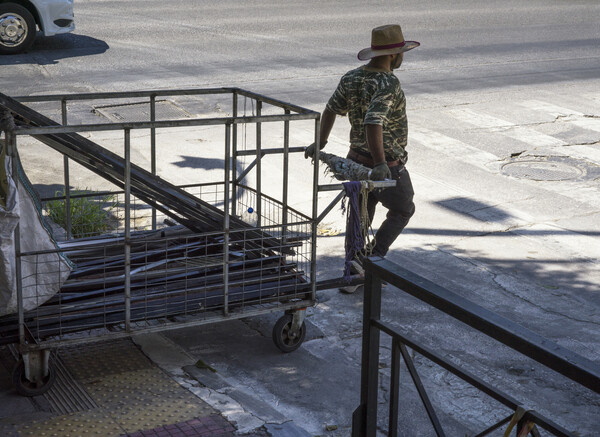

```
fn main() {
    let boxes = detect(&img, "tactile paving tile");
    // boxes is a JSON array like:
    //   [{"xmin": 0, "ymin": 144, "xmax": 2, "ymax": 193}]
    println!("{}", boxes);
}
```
[
  {"xmin": 0, "ymin": 421, "xmax": 20, "ymax": 437},
  {"xmin": 59, "ymin": 339, "xmax": 151, "ymax": 381},
  {"xmin": 13, "ymin": 337, "xmax": 219, "ymax": 436},
  {"xmin": 16, "ymin": 410, "xmax": 124, "ymax": 437},
  {"xmin": 63, "ymin": 338, "xmax": 215, "ymax": 433}
]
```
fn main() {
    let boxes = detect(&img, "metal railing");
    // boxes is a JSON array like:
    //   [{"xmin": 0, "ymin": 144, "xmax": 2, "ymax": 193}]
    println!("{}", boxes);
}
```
[{"xmin": 352, "ymin": 256, "xmax": 600, "ymax": 437}]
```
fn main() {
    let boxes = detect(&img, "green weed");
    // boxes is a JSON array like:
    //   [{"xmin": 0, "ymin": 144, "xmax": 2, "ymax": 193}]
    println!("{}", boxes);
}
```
[{"xmin": 45, "ymin": 189, "xmax": 117, "ymax": 239}]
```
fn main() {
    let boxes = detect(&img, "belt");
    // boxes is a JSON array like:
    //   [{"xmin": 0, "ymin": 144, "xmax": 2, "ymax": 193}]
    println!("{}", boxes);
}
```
[{"xmin": 347, "ymin": 150, "xmax": 400, "ymax": 168}]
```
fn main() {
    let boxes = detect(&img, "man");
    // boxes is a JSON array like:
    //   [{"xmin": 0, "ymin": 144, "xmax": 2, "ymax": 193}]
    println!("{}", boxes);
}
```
[{"xmin": 306, "ymin": 24, "xmax": 419, "ymax": 292}]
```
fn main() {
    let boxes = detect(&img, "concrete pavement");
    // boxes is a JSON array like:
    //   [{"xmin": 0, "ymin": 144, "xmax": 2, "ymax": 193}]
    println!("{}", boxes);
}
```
[
  {"xmin": 2, "ymin": 80, "xmax": 599, "ymax": 436},
  {"xmin": 1, "ymin": 0, "xmax": 599, "ymax": 435}
]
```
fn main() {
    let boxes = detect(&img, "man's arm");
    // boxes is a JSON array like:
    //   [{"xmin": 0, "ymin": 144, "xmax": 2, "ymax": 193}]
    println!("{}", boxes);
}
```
[
  {"xmin": 305, "ymin": 107, "xmax": 336, "ymax": 159},
  {"xmin": 365, "ymin": 124, "xmax": 385, "ymax": 164},
  {"xmin": 365, "ymin": 124, "xmax": 391, "ymax": 180},
  {"xmin": 319, "ymin": 107, "xmax": 337, "ymax": 147}
]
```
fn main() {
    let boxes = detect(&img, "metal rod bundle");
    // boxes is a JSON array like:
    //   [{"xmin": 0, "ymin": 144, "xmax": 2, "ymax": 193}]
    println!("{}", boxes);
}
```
[
  {"xmin": 0, "ymin": 92, "xmax": 291, "ymax": 254},
  {"xmin": 0, "ymin": 226, "xmax": 311, "ymax": 344}
]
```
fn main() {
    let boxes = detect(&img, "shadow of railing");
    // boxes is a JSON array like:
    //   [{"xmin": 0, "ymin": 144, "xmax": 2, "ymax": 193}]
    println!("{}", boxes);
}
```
[{"xmin": 352, "ymin": 256, "xmax": 600, "ymax": 437}]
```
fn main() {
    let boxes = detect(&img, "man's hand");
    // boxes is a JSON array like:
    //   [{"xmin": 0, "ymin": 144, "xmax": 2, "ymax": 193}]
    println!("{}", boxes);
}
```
[
  {"xmin": 304, "ymin": 141, "xmax": 326, "ymax": 159},
  {"xmin": 370, "ymin": 162, "xmax": 391, "ymax": 180}
]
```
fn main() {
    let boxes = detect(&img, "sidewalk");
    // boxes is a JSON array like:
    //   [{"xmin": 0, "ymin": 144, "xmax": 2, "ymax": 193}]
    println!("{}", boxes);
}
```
[{"xmin": 0, "ymin": 338, "xmax": 269, "ymax": 437}]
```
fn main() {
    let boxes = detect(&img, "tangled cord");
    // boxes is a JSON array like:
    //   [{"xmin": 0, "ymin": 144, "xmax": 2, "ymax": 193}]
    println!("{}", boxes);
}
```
[{"xmin": 342, "ymin": 180, "xmax": 375, "ymax": 282}]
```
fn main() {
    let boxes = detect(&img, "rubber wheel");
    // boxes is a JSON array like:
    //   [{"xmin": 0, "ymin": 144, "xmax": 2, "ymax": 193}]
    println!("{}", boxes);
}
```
[
  {"xmin": 272, "ymin": 314, "xmax": 306, "ymax": 353},
  {"xmin": 0, "ymin": 3, "xmax": 36, "ymax": 55},
  {"xmin": 12, "ymin": 360, "xmax": 56, "ymax": 397}
]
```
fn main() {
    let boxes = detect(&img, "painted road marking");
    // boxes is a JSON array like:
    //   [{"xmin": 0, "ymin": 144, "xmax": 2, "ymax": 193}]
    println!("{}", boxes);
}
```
[
  {"xmin": 519, "ymin": 100, "xmax": 600, "ymax": 133},
  {"xmin": 411, "ymin": 126, "xmax": 501, "ymax": 171},
  {"xmin": 448, "ymin": 107, "xmax": 566, "ymax": 147}
]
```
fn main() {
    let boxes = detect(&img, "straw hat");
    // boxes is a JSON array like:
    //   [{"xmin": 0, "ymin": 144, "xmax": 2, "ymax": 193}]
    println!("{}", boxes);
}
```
[{"xmin": 357, "ymin": 24, "xmax": 420, "ymax": 61}]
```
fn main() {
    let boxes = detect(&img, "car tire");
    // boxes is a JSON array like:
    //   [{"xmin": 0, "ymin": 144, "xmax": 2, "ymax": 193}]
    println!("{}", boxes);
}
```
[{"xmin": 0, "ymin": 3, "xmax": 36, "ymax": 55}]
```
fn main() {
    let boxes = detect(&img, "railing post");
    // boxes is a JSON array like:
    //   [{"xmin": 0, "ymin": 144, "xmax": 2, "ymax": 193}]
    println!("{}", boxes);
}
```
[
  {"xmin": 231, "ymin": 91, "xmax": 238, "ymax": 218},
  {"xmin": 255, "ymin": 100, "xmax": 262, "ymax": 227},
  {"xmin": 61, "ymin": 98, "xmax": 72, "ymax": 240},
  {"xmin": 282, "ymin": 109, "xmax": 290, "ymax": 244},
  {"xmin": 389, "ymin": 338, "xmax": 401, "ymax": 436},
  {"xmin": 223, "ymin": 122, "xmax": 232, "ymax": 315},
  {"xmin": 352, "ymin": 259, "xmax": 383, "ymax": 437},
  {"xmin": 124, "ymin": 128, "xmax": 131, "ymax": 331},
  {"xmin": 150, "ymin": 94, "xmax": 157, "ymax": 230},
  {"xmin": 310, "ymin": 117, "xmax": 320, "ymax": 301}
]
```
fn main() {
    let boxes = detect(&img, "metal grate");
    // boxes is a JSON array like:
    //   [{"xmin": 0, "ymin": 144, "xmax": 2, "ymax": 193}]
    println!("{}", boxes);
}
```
[
  {"xmin": 44, "ymin": 353, "xmax": 99, "ymax": 415},
  {"xmin": 5, "ymin": 344, "xmax": 97, "ymax": 415}
]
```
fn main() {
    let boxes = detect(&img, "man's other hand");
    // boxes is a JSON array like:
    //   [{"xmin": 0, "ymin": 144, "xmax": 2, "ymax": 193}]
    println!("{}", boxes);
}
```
[
  {"xmin": 305, "ymin": 141, "xmax": 326, "ymax": 159},
  {"xmin": 370, "ymin": 162, "xmax": 391, "ymax": 180},
  {"xmin": 304, "ymin": 143, "xmax": 316, "ymax": 159}
]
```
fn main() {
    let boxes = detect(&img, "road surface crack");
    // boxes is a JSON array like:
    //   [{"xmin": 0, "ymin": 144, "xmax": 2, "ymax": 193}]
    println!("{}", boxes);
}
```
[{"xmin": 432, "ymin": 245, "xmax": 600, "ymax": 327}]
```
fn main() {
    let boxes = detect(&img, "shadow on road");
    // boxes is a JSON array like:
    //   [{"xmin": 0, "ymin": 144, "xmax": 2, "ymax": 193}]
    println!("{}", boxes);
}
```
[{"xmin": 0, "ymin": 33, "xmax": 109, "ymax": 66}]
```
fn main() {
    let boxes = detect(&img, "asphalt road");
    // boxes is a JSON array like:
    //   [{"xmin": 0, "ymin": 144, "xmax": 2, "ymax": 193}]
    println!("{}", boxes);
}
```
[{"xmin": 1, "ymin": 1, "xmax": 600, "ymax": 436}]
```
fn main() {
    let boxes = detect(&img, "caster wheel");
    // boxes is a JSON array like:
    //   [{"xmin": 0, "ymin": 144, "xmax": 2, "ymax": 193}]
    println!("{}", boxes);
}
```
[
  {"xmin": 272, "ymin": 314, "xmax": 306, "ymax": 353},
  {"xmin": 12, "ymin": 359, "xmax": 56, "ymax": 396}
]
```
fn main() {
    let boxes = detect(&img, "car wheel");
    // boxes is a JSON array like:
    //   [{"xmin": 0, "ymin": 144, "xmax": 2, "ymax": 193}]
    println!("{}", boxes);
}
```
[{"xmin": 0, "ymin": 3, "xmax": 36, "ymax": 55}]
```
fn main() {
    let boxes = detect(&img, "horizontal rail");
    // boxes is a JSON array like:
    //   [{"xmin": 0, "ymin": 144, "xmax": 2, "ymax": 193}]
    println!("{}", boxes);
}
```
[
  {"xmin": 14, "ymin": 88, "xmax": 320, "ymax": 116},
  {"xmin": 236, "ymin": 146, "xmax": 305, "ymax": 156},
  {"xmin": 18, "ymin": 299, "xmax": 313, "ymax": 352},
  {"xmin": 364, "ymin": 257, "xmax": 600, "ymax": 394},
  {"xmin": 234, "ymin": 88, "xmax": 318, "ymax": 115},
  {"xmin": 39, "ymin": 181, "xmax": 225, "ymax": 202},
  {"xmin": 318, "ymin": 180, "xmax": 397, "ymax": 192},
  {"xmin": 14, "ymin": 113, "xmax": 318, "ymax": 135},
  {"xmin": 14, "ymin": 88, "xmax": 234, "ymax": 102}
]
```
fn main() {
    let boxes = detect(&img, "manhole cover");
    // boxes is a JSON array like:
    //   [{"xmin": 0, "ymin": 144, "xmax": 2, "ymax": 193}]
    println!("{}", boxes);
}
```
[
  {"xmin": 502, "ymin": 156, "xmax": 599, "ymax": 181},
  {"xmin": 93, "ymin": 99, "xmax": 191, "ymax": 122}
]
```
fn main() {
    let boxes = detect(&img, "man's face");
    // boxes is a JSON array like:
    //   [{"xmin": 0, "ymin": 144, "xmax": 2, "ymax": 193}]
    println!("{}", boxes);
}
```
[{"xmin": 392, "ymin": 52, "xmax": 404, "ymax": 70}]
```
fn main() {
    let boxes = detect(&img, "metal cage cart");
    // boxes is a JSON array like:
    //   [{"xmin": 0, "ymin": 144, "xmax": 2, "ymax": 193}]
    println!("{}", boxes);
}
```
[{"xmin": 0, "ymin": 88, "xmax": 354, "ymax": 396}]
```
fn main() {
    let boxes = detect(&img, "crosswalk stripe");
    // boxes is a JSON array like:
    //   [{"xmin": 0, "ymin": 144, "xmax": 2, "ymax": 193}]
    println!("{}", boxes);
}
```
[
  {"xmin": 518, "ymin": 100, "xmax": 584, "ymax": 117},
  {"xmin": 561, "ymin": 145, "xmax": 600, "ymax": 166},
  {"xmin": 410, "ymin": 126, "xmax": 501, "ymax": 171},
  {"xmin": 519, "ymin": 100, "xmax": 600, "ymax": 133},
  {"xmin": 447, "ymin": 108, "xmax": 565, "ymax": 147},
  {"xmin": 570, "ymin": 117, "xmax": 600, "ymax": 133}
]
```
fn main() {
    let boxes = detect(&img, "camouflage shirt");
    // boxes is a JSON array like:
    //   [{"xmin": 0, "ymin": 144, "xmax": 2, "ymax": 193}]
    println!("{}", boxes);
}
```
[{"xmin": 326, "ymin": 66, "xmax": 408, "ymax": 162}]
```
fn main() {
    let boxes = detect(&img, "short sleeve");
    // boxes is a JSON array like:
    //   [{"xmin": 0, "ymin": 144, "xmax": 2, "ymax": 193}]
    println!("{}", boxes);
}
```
[{"xmin": 326, "ymin": 77, "xmax": 349, "ymax": 116}]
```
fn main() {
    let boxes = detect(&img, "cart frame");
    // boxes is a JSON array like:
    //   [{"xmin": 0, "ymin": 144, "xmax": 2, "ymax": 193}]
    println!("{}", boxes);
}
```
[
  {"xmin": 1, "ymin": 87, "xmax": 381, "ymax": 395},
  {"xmin": 0, "ymin": 88, "xmax": 326, "ymax": 393}
]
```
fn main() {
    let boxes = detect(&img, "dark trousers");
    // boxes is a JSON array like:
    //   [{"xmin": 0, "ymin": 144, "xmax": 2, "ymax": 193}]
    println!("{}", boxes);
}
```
[{"xmin": 364, "ymin": 166, "xmax": 415, "ymax": 256}]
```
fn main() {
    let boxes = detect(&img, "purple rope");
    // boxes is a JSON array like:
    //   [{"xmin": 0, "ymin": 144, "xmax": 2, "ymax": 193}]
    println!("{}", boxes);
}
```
[{"xmin": 342, "ymin": 181, "xmax": 363, "ymax": 282}]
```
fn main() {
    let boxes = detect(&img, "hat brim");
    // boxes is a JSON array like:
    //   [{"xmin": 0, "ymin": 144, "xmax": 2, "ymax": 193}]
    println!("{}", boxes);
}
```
[{"xmin": 357, "ymin": 40, "xmax": 420, "ymax": 61}]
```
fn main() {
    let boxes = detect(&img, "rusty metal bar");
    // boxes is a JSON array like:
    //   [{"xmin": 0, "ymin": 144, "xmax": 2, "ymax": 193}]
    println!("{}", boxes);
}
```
[
  {"xmin": 231, "ymin": 91, "xmax": 238, "ymax": 218},
  {"xmin": 310, "ymin": 117, "xmax": 320, "ymax": 301},
  {"xmin": 124, "ymin": 128, "xmax": 132, "ymax": 331},
  {"xmin": 282, "ymin": 109, "xmax": 290, "ymax": 243},
  {"xmin": 61, "ymin": 98, "xmax": 72, "ymax": 240},
  {"xmin": 150, "ymin": 94, "xmax": 157, "ymax": 230},
  {"xmin": 255, "ymin": 100, "xmax": 262, "ymax": 228},
  {"xmin": 223, "ymin": 122, "xmax": 232, "ymax": 315}
]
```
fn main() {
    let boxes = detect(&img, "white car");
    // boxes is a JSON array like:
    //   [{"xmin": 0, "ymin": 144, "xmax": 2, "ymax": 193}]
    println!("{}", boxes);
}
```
[{"xmin": 0, "ymin": 0, "xmax": 74, "ymax": 54}]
